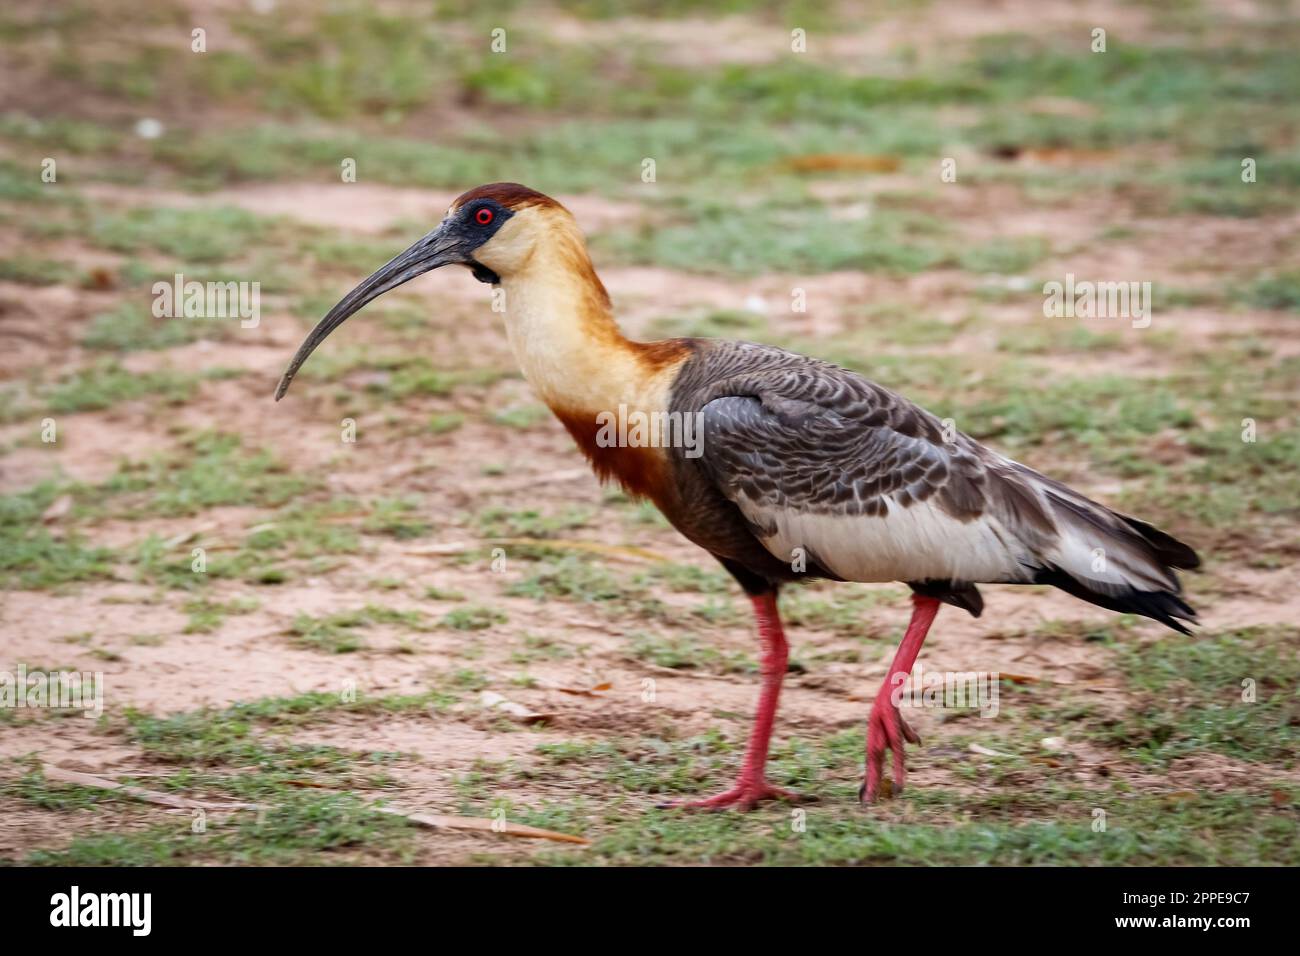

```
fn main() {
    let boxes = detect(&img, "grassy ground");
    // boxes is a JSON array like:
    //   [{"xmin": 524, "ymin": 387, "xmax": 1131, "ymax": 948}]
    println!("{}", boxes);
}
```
[{"xmin": 0, "ymin": 0, "xmax": 1296, "ymax": 865}]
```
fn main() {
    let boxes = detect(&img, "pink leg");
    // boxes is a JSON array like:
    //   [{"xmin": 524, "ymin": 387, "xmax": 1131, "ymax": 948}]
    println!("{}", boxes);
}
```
[
  {"xmin": 861, "ymin": 594, "xmax": 941, "ymax": 804},
  {"xmin": 660, "ymin": 592, "xmax": 804, "ymax": 811}
]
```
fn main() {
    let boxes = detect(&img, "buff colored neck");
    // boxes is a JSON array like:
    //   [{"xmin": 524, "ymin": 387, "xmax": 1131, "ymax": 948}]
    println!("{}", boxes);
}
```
[{"xmin": 498, "ymin": 239, "xmax": 672, "ymax": 417}]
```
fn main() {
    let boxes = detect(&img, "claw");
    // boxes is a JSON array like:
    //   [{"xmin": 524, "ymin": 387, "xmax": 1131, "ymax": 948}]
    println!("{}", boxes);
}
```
[
  {"xmin": 862, "ymin": 700, "xmax": 920, "ymax": 804},
  {"xmin": 658, "ymin": 779, "xmax": 811, "ymax": 812},
  {"xmin": 861, "ymin": 596, "xmax": 941, "ymax": 805}
]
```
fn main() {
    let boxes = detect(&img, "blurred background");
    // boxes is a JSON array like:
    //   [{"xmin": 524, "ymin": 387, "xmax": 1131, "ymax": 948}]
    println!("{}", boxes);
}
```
[{"xmin": 1, "ymin": 0, "xmax": 1296, "ymax": 866}]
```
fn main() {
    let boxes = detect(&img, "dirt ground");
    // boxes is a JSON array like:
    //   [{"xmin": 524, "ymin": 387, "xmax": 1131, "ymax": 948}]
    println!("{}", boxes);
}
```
[{"xmin": 0, "ymin": 0, "xmax": 1296, "ymax": 865}]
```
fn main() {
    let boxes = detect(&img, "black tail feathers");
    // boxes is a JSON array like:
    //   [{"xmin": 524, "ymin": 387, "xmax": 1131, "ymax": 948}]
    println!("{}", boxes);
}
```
[
  {"xmin": 1032, "ymin": 565, "xmax": 1198, "ymax": 635},
  {"xmin": 1117, "ymin": 514, "xmax": 1201, "ymax": 571}
]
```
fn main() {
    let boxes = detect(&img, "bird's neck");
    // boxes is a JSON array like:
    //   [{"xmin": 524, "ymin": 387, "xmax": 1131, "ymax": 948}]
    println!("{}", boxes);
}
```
[
  {"xmin": 498, "ymin": 241, "xmax": 682, "ymax": 418},
  {"xmin": 497, "ymin": 237, "xmax": 693, "ymax": 503}
]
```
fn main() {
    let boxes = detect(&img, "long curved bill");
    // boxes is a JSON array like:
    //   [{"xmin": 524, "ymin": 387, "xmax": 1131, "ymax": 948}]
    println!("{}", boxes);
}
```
[{"xmin": 274, "ymin": 224, "xmax": 463, "ymax": 401}]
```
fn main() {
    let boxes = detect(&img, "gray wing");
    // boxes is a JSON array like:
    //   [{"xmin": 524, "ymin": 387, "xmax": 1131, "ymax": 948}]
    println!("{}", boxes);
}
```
[{"xmin": 675, "ymin": 341, "xmax": 1193, "ymax": 609}]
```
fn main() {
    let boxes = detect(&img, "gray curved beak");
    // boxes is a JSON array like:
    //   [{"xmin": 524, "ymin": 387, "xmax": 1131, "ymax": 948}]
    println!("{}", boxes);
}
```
[{"xmin": 275, "ymin": 224, "xmax": 464, "ymax": 401}]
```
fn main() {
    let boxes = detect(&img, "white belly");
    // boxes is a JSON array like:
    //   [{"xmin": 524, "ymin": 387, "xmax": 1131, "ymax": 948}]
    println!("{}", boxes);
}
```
[{"xmin": 743, "ymin": 497, "xmax": 1033, "ymax": 584}]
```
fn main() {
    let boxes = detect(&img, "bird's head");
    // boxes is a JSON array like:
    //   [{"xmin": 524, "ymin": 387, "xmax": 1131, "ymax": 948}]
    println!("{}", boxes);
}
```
[{"xmin": 275, "ymin": 182, "xmax": 565, "ymax": 400}]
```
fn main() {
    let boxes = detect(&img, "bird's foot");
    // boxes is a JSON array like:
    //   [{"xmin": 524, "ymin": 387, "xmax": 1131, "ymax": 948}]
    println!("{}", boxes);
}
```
[
  {"xmin": 658, "ymin": 777, "xmax": 809, "ymax": 812},
  {"xmin": 860, "ymin": 699, "xmax": 922, "ymax": 804}
]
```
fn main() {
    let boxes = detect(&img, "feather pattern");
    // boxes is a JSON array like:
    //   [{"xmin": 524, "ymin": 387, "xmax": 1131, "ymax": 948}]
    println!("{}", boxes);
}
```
[{"xmin": 667, "ymin": 340, "xmax": 1199, "ymax": 631}]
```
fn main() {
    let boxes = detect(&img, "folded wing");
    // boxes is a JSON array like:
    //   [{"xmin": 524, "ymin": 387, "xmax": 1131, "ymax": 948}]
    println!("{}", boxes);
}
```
[{"xmin": 685, "ymin": 343, "xmax": 1198, "ymax": 632}]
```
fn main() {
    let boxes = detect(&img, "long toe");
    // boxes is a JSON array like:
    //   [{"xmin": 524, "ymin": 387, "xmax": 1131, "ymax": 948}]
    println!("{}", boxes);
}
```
[
  {"xmin": 659, "ymin": 779, "xmax": 807, "ymax": 812},
  {"xmin": 863, "ymin": 703, "xmax": 917, "ymax": 803}
]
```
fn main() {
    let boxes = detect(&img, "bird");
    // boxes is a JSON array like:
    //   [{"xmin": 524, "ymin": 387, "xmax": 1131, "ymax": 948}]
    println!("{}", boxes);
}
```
[{"xmin": 275, "ymin": 183, "xmax": 1200, "ymax": 809}]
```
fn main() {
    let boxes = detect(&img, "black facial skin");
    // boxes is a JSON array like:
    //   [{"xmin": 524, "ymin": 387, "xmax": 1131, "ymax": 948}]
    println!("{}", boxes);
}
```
[
  {"xmin": 448, "ymin": 199, "xmax": 513, "ymax": 284},
  {"xmin": 274, "ymin": 198, "xmax": 514, "ymax": 400},
  {"xmin": 470, "ymin": 261, "xmax": 501, "ymax": 284}
]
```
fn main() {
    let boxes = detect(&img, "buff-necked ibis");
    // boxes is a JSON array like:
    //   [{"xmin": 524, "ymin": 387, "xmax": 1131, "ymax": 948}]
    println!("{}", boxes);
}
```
[{"xmin": 276, "ymin": 183, "xmax": 1200, "ymax": 809}]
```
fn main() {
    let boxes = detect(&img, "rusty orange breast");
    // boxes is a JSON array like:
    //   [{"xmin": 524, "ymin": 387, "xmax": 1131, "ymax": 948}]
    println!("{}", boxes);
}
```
[
  {"xmin": 553, "ymin": 408, "xmax": 677, "ymax": 507},
  {"xmin": 547, "ymin": 339, "xmax": 694, "ymax": 509}
]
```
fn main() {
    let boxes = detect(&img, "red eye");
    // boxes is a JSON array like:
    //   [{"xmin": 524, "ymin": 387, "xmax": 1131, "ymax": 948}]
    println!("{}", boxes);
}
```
[{"xmin": 475, "ymin": 207, "xmax": 493, "ymax": 225}]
